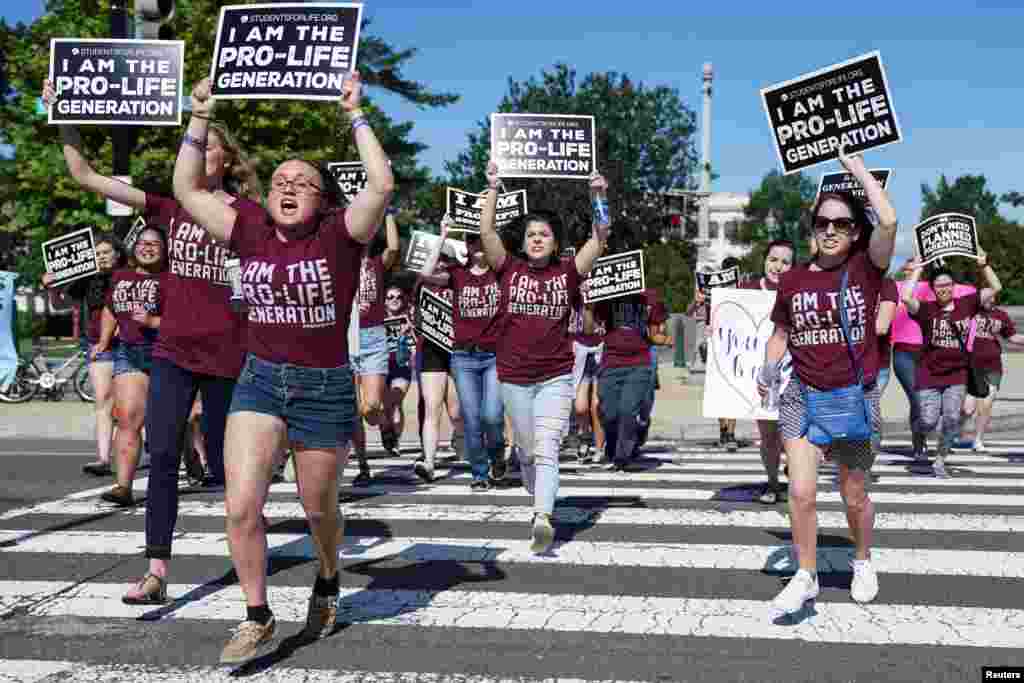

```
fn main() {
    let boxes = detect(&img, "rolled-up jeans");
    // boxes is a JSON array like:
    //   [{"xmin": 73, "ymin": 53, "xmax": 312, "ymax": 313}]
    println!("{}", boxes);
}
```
[
  {"xmin": 450, "ymin": 350, "xmax": 505, "ymax": 482},
  {"xmin": 501, "ymin": 374, "xmax": 573, "ymax": 514}
]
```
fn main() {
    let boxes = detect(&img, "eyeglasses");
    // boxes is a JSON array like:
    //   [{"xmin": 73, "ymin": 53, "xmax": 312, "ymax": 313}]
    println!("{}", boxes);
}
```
[
  {"xmin": 136, "ymin": 240, "xmax": 163, "ymax": 248},
  {"xmin": 813, "ymin": 217, "xmax": 856, "ymax": 235},
  {"xmin": 270, "ymin": 176, "xmax": 322, "ymax": 196},
  {"xmin": 385, "ymin": 294, "xmax": 403, "ymax": 301}
]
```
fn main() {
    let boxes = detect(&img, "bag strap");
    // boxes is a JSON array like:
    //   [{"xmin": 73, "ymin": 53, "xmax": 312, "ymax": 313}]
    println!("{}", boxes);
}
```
[
  {"xmin": 948, "ymin": 308, "xmax": 972, "ymax": 356},
  {"xmin": 837, "ymin": 267, "xmax": 865, "ymax": 386}
]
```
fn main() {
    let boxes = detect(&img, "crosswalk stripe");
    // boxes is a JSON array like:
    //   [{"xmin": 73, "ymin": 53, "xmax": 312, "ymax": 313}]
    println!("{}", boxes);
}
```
[
  {"xmin": 1, "ymin": 580, "xmax": 1021, "ymax": 648},
  {"xmin": 2, "ymin": 529, "xmax": 1020, "ymax": 577}
]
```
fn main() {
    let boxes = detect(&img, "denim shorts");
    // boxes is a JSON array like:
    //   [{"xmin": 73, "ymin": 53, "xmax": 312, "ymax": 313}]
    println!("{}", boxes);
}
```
[
  {"xmin": 350, "ymin": 326, "xmax": 388, "ymax": 377},
  {"xmin": 113, "ymin": 342, "xmax": 153, "ymax": 377},
  {"xmin": 230, "ymin": 353, "xmax": 357, "ymax": 449},
  {"xmin": 80, "ymin": 337, "xmax": 115, "ymax": 365}
]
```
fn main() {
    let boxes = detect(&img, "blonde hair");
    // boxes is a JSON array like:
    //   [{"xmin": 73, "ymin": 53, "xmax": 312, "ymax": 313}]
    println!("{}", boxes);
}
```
[{"xmin": 209, "ymin": 122, "xmax": 262, "ymax": 202}]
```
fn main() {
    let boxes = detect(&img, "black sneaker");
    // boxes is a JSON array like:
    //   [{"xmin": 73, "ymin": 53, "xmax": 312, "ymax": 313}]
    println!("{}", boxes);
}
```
[
  {"xmin": 82, "ymin": 461, "xmax": 113, "ymax": 477},
  {"xmin": 352, "ymin": 463, "xmax": 372, "ymax": 487},
  {"xmin": 490, "ymin": 457, "xmax": 507, "ymax": 481},
  {"xmin": 200, "ymin": 475, "xmax": 225, "ymax": 490},
  {"xmin": 470, "ymin": 479, "xmax": 492, "ymax": 492},
  {"xmin": 413, "ymin": 458, "xmax": 434, "ymax": 483}
]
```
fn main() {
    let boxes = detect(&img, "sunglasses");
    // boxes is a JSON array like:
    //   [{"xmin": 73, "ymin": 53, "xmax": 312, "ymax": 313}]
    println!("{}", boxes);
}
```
[{"xmin": 812, "ymin": 217, "xmax": 856, "ymax": 235}]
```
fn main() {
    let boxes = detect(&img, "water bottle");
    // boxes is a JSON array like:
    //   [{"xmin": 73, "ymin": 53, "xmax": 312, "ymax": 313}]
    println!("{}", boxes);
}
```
[
  {"xmin": 225, "ymin": 257, "xmax": 245, "ymax": 313},
  {"xmin": 591, "ymin": 186, "xmax": 610, "ymax": 228}
]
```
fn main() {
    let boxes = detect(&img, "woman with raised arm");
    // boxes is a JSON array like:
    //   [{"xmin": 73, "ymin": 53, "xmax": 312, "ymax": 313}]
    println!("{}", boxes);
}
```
[
  {"xmin": 420, "ymin": 216, "xmax": 505, "ymax": 489},
  {"xmin": 42, "ymin": 79, "xmax": 262, "ymax": 607},
  {"xmin": 380, "ymin": 284, "xmax": 415, "ymax": 451},
  {"xmin": 901, "ymin": 253, "xmax": 1001, "ymax": 477},
  {"xmin": 479, "ymin": 160, "xmax": 609, "ymax": 553},
  {"xmin": 42, "ymin": 236, "xmax": 125, "ymax": 476},
  {"xmin": 758, "ymin": 149, "xmax": 897, "ymax": 617},
  {"xmin": 173, "ymin": 74, "xmax": 394, "ymax": 664}
]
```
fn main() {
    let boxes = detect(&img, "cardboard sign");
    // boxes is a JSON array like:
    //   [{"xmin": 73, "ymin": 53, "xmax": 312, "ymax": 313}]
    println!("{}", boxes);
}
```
[
  {"xmin": 384, "ymin": 315, "xmax": 407, "ymax": 354},
  {"xmin": 490, "ymin": 113, "xmax": 596, "ymax": 180},
  {"xmin": 761, "ymin": 51, "xmax": 902, "ymax": 174},
  {"xmin": 42, "ymin": 227, "xmax": 99, "ymax": 287},
  {"xmin": 327, "ymin": 161, "xmax": 367, "ymax": 205},
  {"xmin": 703, "ymin": 288, "xmax": 792, "ymax": 420},
  {"xmin": 123, "ymin": 215, "xmax": 147, "ymax": 252},
  {"xmin": 583, "ymin": 250, "xmax": 645, "ymax": 304},
  {"xmin": 404, "ymin": 230, "xmax": 466, "ymax": 273},
  {"xmin": 696, "ymin": 266, "xmax": 740, "ymax": 293},
  {"xmin": 816, "ymin": 169, "xmax": 891, "ymax": 206},
  {"xmin": 210, "ymin": 3, "xmax": 363, "ymax": 100},
  {"xmin": 446, "ymin": 187, "xmax": 528, "ymax": 231},
  {"xmin": 417, "ymin": 288, "xmax": 453, "ymax": 353},
  {"xmin": 48, "ymin": 39, "xmax": 184, "ymax": 126},
  {"xmin": 914, "ymin": 213, "xmax": 979, "ymax": 265}
]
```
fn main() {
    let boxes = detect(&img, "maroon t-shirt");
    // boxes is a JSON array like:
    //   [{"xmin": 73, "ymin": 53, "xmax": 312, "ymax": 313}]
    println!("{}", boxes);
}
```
[
  {"xmin": 596, "ymin": 289, "xmax": 669, "ymax": 370},
  {"xmin": 105, "ymin": 269, "xmax": 165, "ymax": 345},
  {"xmin": 771, "ymin": 249, "xmax": 885, "ymax": 390},
  {"xmin": 230, "ymin": 207, "xmax": 363, "ymax": 368},
  {"xmin": 876, "ymin": 279, "xmax": 900, "ymax": 370},
  {"xmin": 67, "ymin": 273, "xmax": 115, "ymax": 342},
  {"xmin": 357, "ymin": 253, "xmax": 387, "ymax": 328},
  {"xmin": 145, "ymin": 194, "xmax": 260, "ymax": 378},
  {"xmin": 910, "ymin": 293, "xmax": 980, "ymax": 389},
  {"xmin": 449, "ymin": 266, "xmax": 501, "ymax": 351},
  {"xmin": 739, "ymin": 276, "xmax": 778, "ymax": 291},
  {"xmin": 496, "ymin": 256, "xmax": 580, "ymax": 384},
  {"xmin": 973, "ymin": 308, "xmax": 1016, "ymax": 374}
]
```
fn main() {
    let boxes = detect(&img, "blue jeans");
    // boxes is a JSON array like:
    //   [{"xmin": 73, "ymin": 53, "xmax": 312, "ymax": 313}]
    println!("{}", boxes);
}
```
[
  {"xmin": 501, "ymin": 374, "xmax": 573, "ymax": 514},
  {"xmin": 450, "ymin": 350, "xmax": 504, "ymax": 482},
  {"xmin": 598, "ymin": 365, "xmax": 654, "ymax": 464},
  {"xmin": 893, "ymin": 350, "xmax": 919, "ymax": 433}
]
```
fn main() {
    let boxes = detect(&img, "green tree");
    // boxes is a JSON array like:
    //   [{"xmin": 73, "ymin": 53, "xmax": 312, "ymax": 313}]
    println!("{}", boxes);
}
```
[
  {"xmin": 920, "ymin": 174, "xmax": 1003, "ymax": 224},
  {"xmin": 737, "ymin": 169, "xmax": 816, "ymax": 274},
  {"xmin": 1001, "ymin": 191, "xmax": 1024, "ymax": 209},
  {"xmin": 0, "ymin": 0, "xmax": 457, "ymax": 280}
]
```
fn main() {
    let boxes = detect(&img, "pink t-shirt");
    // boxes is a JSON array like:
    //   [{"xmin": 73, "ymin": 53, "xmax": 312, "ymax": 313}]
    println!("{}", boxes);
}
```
[
  {"xmin": 911, "ymin": 293, "xmax": 980, "ymax": 389},
  {"xmin": 105, "ymin": 269, "xmax": 165, "ymax": 345},
  {"xmin": 449, "ymin": 266, "xmax": 502, "ymax": 351},
  {"xmin": 771, "ymin": 249, "xmax": 885, "ymax": 390},
  {"xmin": 230, "ymin": 207, "xmax": 362, "ymax": 368},
  {"xmin": 496, "ymin": 256, "xmax": 580, "ymax": 385},
  {"xmin": 890, "ymin": 281, "xmax": 976, "ymax": 352},
  {"xmin": 972, "ymin": 307, "xmax": 1016, "ymax": 374},
  {"xmin": 145, "ymin": 194, "xmax": 260, "ymax": 378},
  {"xmin": 357, "ymin": 254, "xmax": 387, "ymax": 328},
  {"xmin": 595, "ymin": 289, "xmax": 668, "ymax": 370}
]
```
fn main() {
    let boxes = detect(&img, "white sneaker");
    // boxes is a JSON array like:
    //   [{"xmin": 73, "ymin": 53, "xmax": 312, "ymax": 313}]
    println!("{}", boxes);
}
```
[
  {"xmin": 530, "ymin": 513, "xmax": 554, "ymax": 554},
  {"xmin": 933, "ymin": 457, "xmax": 950, "ymax": 479},
  {"xmin": 284, "ymin": 453, "xmax": 297, "ymax": 483},
  {"xmin": 770, "ymin": 569, "xmax": 819, "ymax": 617},
  {"xmin": 973, "ymin": 439, "xmax": 987, "ymax": 453},
  {"xmin": 850, "ymin": 559, "xmax": 879, "ymax": 603}
]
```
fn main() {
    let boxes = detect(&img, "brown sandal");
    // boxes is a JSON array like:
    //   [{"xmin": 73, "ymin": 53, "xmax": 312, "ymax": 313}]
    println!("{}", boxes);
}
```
[
  {"xmin": 122, "ymin": 573, "xmax": 168, "ymax": 605},
  {"xmin": 100, "ymin": 484, "xmax": 134, "ymax": 507}
]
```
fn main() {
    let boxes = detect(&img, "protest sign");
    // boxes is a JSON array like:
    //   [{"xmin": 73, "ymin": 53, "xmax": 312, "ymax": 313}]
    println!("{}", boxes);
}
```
[
  {"xmin": 123, "ymin": 215, "xmax": 147, "ymax": 252},
  {"xmin": 384, "ymin": 316, "xmax": 406, "ymax": 354},
  {"xmin": 914, "ymin": 213, "xmax": 979, "ymax": 265},
  {"xmin": 210, "ymin": 3, "xmax": 363, "ymax": 100},
  {"xmin": 696, "ymin": 266, "xmax": 740, "ymax": 293},
  {"xmin": 42, "ymin": 228, "xmax": 99, "ymax": 287},
  {"xmin": 49, "ymin": 39, "xmax": 183, "ymax": 126},
  {"xmin": 446, "ymin": 187, "xmax": 528, "ymax": 231},
  {"xmin": 417, "ymin": 288, "xmax": 453, "ymax": 353},
  {"xmin": 404, "ymin": 230, "xmax": 466, "ymax": 273},
  {"xmin": 761, "ymin": 51, "xmax": 902, "ymax": 174},
  {"xmin": 703, "ymin": 288, "xmax": 793, "ymax": 420},
  {"xmin": 816, "ymin": 169, "xmax": 891, "ymax": 206},
  {"xmin": 491, "ymin": 113, "xmax": 596, "ymax": 180},
  {"xmin": 327, "ymin": 162, "xmax": 367, "ymax": 205},
  {"xmin": 583, "ymin": 250, "xmax": 645, "ymax": 304}
]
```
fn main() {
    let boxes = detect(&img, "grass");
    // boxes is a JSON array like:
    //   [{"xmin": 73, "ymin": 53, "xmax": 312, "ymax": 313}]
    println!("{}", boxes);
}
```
[{"xmin": 17, "ymin": 337, "xmax": 79, "ymax": 359}]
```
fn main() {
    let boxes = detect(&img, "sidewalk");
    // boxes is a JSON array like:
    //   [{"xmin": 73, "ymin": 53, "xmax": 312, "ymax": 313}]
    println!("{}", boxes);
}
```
[{"xmin": 6, "ymin": 355, "xmax": 1024, "ymax": 443}]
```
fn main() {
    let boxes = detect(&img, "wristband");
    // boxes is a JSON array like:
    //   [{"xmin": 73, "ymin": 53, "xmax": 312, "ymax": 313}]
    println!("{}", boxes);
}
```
[
  {"xmin": 351, "ymin": 116, "xmax": 369, "ymax": 132},
  {"xmin": 346, "ymin": 108, "xmax": 366, "ymax": 121},
  {"xmin": 182, "ymin": 133, "xmax": 207, "ymax": 151}
]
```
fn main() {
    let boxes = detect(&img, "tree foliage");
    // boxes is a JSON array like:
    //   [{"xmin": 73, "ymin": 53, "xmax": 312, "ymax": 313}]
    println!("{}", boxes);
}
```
[
  {"xmin": 736, "ymin": 169, "xmax": 816, "ymax": 274},
  {"xmin": 920, "ymin": 174, "xmax": 1002, "ymax": 224}
]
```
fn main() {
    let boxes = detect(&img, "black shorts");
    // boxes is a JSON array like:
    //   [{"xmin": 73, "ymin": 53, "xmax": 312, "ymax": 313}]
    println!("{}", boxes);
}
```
[{"xmin": 418, "ymin": 340, "xmax": 451, "ymax": 374}]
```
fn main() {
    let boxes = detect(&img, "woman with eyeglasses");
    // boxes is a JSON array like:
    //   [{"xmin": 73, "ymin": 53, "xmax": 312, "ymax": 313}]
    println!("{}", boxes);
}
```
[
  {"xmin": 173, "ymin": 74, "xmax": 394, "ymax": 663},
  {"xmin": 380, "ymin": 284, "xmax": 415, "ymax": 453},
  {"xmin": 901, "ymin": 254, "xmax": 1001, "ymax": 476},
  {"xmin": 759, "ymin": 149, "xmax": 897, "ymax": 616},
  {"xmin": 42, "ymin": 79, "xmax": 263, "ymax": 608},
  {"xmin": 479, "ymin": 160, "xmax": 610, "ymax": 552}
]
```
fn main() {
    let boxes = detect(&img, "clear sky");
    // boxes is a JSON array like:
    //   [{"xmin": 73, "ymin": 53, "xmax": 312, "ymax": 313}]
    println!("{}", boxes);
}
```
[{"xmin": 5, "ymin": 0, "xmax": 1024, "ymax": 263}]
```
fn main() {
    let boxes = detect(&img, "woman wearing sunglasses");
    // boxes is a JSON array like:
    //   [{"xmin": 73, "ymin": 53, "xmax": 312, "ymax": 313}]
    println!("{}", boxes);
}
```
[{"xmin": 759, "ymin": 148, "xmax": 897, "ymax": 617}]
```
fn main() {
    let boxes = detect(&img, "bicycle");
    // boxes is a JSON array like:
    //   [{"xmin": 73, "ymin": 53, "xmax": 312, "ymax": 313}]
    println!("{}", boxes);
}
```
[{"xmin": 0, "ymin": 340, "xmax": 95, "ymax": 404}]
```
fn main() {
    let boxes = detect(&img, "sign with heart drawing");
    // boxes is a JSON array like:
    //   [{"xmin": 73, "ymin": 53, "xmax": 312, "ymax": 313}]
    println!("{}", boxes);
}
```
[{"xmin": 702, "ymin": 288, "xmax": 792, "ymax": 420}]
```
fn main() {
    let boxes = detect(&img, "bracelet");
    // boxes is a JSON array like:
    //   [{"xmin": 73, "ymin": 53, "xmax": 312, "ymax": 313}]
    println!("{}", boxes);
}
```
[
  {"xmin": 182, "ymin": 133, "xmax": 207, "ymax": 151},
  {"xmin": 351, "ymin": 116, "xmax": 370, "ymax": 132},
  {"xmin": 346, "ymin": 108, "xmax": 365, "ymax": 121}
]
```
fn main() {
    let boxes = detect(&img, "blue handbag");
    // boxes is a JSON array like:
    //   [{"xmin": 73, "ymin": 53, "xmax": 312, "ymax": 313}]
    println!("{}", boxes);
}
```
[{"xmin": 801, "ymin": 267, "xmax": 873, "ymax": 446}]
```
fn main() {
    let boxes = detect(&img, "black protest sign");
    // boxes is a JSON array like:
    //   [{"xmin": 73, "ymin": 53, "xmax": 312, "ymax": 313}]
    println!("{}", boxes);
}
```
[
  {"xmin": 210, "ymin": 3, "xmax": 363, "ymax": 101},
  {"xmin": 42, "ymin": 228, "xmax": 99, "ymax": 287},
  {"xmin": 914, "ymin": 213, "xmax": 979, "ymax": 265},
  {"xmin": 123, "ymin": 216, "xmax": 147, "ymax": 252},
  {"xmin": 697, "ymin": 266, "xmax": 740, "ymax": 293},
  {"xmin": 584, "ymin": 250, "xmax": 646, "ymax": 304},
  {"xmin": 560, "ymin": 247, "xmax": 577, "ymax": 260},
  {"xmin": 761, "ymin": 51, "xmax": 902, "ymax": 174},
  {"xmin": 417, "ymin": 288, "xmax": 453, "ymax": 353},
  {"xmin": 384, "ymin": 316, "xmax": 406, "ymax": 354},
  {"xmin": 446, "ymin": 187, "xmax": 528, "ymax": 231},
  {"xmin": 817, "ymin": 169, "xmax": 891, "ymax": 206},
  {"xmin": 491, "ymin": 113, "xmax": 596, "ymax": 180},
  {"xmin": 49, "ymin": 39, "xmax": 184, "ymax": 126},
  {"xmin": 327, "ymin": 162, "xmax": 367, "ymax": 205}
]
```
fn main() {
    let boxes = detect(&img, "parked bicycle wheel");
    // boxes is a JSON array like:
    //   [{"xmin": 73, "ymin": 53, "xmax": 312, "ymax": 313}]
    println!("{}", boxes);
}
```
[
  {"xmin": 74, "ymin": 362, "xmax": 95, "ymax": 402},
  {"xmin": 0, "ymin": 361, "xmax": 41, "ymax": 403}
]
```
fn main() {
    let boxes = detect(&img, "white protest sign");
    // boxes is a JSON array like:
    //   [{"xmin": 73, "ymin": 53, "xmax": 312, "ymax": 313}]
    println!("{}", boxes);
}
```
[
  {"xmin": 49, "ymin": 39, "xmax": 184, "ymax": 126},
  {"xmin": 761, "ymin": 51, "xmax": 902, "ymax": 174},
  {"xmin": 404, "ymin": 230, "xmax": 467, "ymax": 273},
  {"xmin": 703, "ymin": 288, "xmax": 792, "ymax": 420},
  {"xmin": 491, "ymin": 113, "xmax": 596, "ymax": 180},
  {"xmin": 42, "ymin": 227, "xmax": 99, "ymax": 288},
  {"xmin": 210, "ymin": 3, "xmax": 363, "ymax": 100},
  {"xmin": 446, "ymin": 187, "xmax": 528, "ymax": 231},
  {"xmin": 913, "ymin": 213, "xmax": 979, "ymax": 265},
  {"xmin": 583, "ymin": 250, "xmax": 645, "ymax": 304},
  {"xmin": 816, "ymin": 169, "xmax": 891, "ymax": 206}
]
